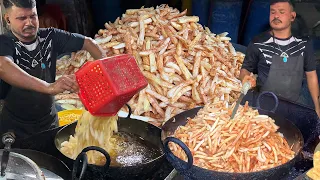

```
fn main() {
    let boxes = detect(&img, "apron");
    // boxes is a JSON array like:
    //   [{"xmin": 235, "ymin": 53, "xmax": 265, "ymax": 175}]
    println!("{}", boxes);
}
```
[
  {"xmin": 260, "ymin": 55, "xmax": 304, "ymax": 102},
  {"xmin": 0, "ymin": 105, "xmax": 58, "ymax": 140},
  {"xmin": 0, "ymin": 40, "xmax": 58, "ymax": 140}
]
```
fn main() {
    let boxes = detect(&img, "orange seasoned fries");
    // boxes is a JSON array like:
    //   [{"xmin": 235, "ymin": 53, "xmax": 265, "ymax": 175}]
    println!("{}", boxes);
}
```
[{"xmin": 169, "ymin": 102, "xmax": 295, "ymax": 173}]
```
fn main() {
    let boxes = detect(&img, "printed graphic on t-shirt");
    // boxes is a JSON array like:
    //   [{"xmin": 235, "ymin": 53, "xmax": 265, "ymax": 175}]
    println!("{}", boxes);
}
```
[
  {"xmin": 253, "ymin": 36, "xmax": 307, "ymax": 65},
  {"xmin": 13, "ymin": 31, "xmax": 53, "ymax": 71}
]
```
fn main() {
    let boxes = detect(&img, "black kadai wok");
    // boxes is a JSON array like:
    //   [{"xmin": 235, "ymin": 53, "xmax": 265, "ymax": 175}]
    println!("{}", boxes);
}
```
[
  {"xmin": 161, "ymin": 91, "xmax": 304, "ymax": 180},
  {"xmin": 55, "ymin": 105, "xmax": 166, "ymax": 180}
]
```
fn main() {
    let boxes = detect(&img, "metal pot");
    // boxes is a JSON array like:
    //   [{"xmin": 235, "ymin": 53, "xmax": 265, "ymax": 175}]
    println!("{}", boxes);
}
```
[
  {"xmin": 0, "ymin": 132, "xmax": 73, "ymax": 180},
  {"xmin": 161, "ymin": 92, "xmax": 304, "ymax": 180},
  {"xmin": 54, "ymin": 105, "xmax": 166, "ymax": 180},
  {"xmin": 0, "ymin": 132, "xmax": 44, "ymax": 180},
  {"xmin": 10, "ymin": 148, "xmax": 71, "ymax": 180}
]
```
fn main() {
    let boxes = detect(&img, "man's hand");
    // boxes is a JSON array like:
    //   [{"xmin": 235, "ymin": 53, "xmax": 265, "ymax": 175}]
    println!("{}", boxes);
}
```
[
  {"xmin": 242, "ymin": 73, "xmax": 257, "ymax": 88},
  {"xmin": 47, "ymin": 75, "xmax": 79, "ymax": 95}
]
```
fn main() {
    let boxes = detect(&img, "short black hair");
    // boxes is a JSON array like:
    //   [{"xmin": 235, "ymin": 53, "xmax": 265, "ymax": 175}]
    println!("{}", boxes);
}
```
[
  {"xmin": 3, "ymin": 0, "xmax": 36, "ymax": 9},
  {"xmin": 270, "ymin": 0, "xmax": 295, "ymax": 10}
]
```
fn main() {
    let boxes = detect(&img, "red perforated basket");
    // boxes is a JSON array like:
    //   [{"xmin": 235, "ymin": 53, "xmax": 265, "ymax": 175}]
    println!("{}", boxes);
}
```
[{"xmin": 75, "ymin": 54, "xmax": 148, "ymax": 116}]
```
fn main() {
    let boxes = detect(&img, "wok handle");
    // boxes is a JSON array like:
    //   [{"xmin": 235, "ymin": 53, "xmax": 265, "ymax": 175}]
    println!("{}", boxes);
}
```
[
  {"xmin": 72, "ymin": 152, "xmax": 88, "ymax": 180},
  {"xmin": 125, "ymin": 104, "xmax": 132, "ymax": 119},
  {"xmin": 256, "ymin": 91, "xmax": 279, "ymax": 113},
  {"xmin": 163, "ymin": 137, "xmax": 193, "ymax": 171},
  {"xmin": 72, "ymin": 146, "xmax": 111, "ymax": 180}
]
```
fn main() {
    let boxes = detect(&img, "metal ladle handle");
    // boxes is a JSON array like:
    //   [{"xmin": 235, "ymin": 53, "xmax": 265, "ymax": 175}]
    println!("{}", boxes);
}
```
[
  {"xmin": 242, "ymin": 81, "xmax": 251, "ymax": 95},
  {"xmin": 1, "ymin": 132, "xmax": 15, "ymax": 177}
]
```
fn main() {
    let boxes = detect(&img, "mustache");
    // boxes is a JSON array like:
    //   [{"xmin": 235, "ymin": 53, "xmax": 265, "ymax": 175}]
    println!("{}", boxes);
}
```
[
  {"xmin": 23, "ymin": 26, "xmax": 36, "ymax": 31},
  {"xmin": 272, "ymin": 18, "xmax": 282, "ymax": 23}
]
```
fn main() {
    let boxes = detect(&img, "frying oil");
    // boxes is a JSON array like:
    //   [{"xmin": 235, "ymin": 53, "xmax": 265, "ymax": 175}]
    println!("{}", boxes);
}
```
[{"xmin": 108, "ymin": 132, "xmax": 162, "ymax": 167}]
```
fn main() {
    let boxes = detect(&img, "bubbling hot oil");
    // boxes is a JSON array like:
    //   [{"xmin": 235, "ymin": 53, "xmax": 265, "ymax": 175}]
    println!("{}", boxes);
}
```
[{"xmin": 97, "ymin": 132, "xmax": 163, "ymax": 167}]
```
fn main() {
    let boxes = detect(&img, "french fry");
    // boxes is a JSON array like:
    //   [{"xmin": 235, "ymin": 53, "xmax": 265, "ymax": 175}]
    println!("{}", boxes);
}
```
[
  {"xmin": 146, "ymin": 94, "xmax": 165, "ymax": 117},
  {"xmin": 149, "ymin": 53, "xmax": 157, "ymax": 72},
  {"xmin": 129, "ymin": 18, "xmax": 153, "ymax": 27},
  {"xmin": 171, "ymin": 86, "xmax": 192, "ymax": 103},
  {"xmin": 146, "ymin": 88, "xmax": 169, "ymax": 102},
  {"xmin": 143, "ymin": 71, "xmax": 174, "ymax": 88},
  {"xmin": 174, "ymin": 54, "xmax": 192, "ymax": 80},
  {"xmin": 192, "ymin": 51, "xmax": 202, "ymax": 78},
  {"xmin": 112, "ymin": 43, "xmax": 126, "ymax": 49},
  {"xmin": 94, "ymin": 35, "xmax": 112, "ymax": 44},
  {"xmin": 137, "ymin": 18, "xmax": 145, "ymax": 46},
  {"xmin": 171, "ymin": 21, "xmax": 182, "ymax": 31},
  {"xmin": 166, "ymin": 62, "xmax": 181, "ymax": 75},
  {"xmin": 178, "ymin": 16, "xmax": 199, "ymax": 23},
  {"xmin": 104, "ymin": 41, "xmax": 121, "ymax": 48}
]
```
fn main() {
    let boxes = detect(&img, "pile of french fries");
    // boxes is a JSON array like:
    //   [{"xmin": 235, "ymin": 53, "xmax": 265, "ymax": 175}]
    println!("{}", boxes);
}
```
[
  {"xmin": 55, "ymin": 51, "xmax": 94, "ymax": 110},
  {"xmin": 170, "ymin": 102, "xmax": 295, "ymax": 172},
  {"xmin": 55, "ymin": 5, "xmax": 245, "ymax": 125},
  {"xmin": 55, "ymin": 93, "xmax": 83, "ymax": 110}
]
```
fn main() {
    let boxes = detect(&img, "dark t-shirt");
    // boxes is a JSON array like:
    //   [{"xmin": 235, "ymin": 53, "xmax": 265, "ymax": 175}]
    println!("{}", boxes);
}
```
[
  {"xmin": 241, "ymin": 32, "xmax": 315, "ymax": 88},
  {"xmin": 0, "ymin": 28, "xmax": 84, "ymax": 135}
]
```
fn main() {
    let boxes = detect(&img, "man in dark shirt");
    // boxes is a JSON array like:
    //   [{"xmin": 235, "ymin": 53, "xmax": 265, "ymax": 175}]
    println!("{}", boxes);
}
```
[
  {"xmin": 0, "ymin": 0, "xmax": 104, "ymax": 139},
  {"xmin": 240, "ymin": 0, "xmax": 320, "ymax": 117}
]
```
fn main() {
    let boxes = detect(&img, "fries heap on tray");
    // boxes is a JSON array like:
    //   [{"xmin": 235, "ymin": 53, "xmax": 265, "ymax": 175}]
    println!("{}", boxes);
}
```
[
  {"xmin": 170, "ymin": 102, "xmax": 295, "ymax": 173},
  {"xmin": 56, "ymin": 5, "xmax": 245, "ymax": 126}
]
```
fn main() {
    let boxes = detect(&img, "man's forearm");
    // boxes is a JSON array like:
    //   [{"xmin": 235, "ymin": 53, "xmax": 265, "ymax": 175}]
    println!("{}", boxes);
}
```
[
  {"xmin": 239, "ymin": 68, "xmax": 251, "ymax": 81},
  {"xmin": 306, "ymin": 71, "xmax": 320, "ymax": 109},
  {"xmin": 82, "ymin": 37, "xmax": 104, "ymax": 60},
  {"xmin": 0, "ymin": 56, "xmax": 51, "ymax": 94}
]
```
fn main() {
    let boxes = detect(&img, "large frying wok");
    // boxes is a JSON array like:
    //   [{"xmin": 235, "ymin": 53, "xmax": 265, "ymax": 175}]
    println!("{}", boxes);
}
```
[
  {"xmin": 161, "ymin": 91, "xmax": 304, "ymax": 180},
  {"xmin": 54, "ymin": 105, "xmax": 166, "ymax": 180}
]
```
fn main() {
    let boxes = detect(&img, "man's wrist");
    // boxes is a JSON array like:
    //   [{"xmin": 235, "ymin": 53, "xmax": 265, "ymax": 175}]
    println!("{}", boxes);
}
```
[{"xmin": 42, "ymin": 82, "xmax": 53, "ymax": 95}]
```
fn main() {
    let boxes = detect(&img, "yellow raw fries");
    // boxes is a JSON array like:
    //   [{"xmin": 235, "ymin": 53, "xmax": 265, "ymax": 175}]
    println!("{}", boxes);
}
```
[
  {"xmin": 58, "ymin": 110, "xmax": 84, "ymax": 126},
  {"xmin": 59, "ymin": 113, "xmax": 81, "ymax": 126},
  {"xmin": 60, "ymin": 111, "xmax": 118, "ymax": 165}
]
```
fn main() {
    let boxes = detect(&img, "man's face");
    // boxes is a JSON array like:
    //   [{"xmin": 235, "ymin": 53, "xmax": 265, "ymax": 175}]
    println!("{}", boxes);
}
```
[
  {"xmin": 269, "ymin": 2, "xmax": 296, "ymax": 31},
  {"xmin": 5, "ymin": 6, "xmax": 39, "ymax": 42}
]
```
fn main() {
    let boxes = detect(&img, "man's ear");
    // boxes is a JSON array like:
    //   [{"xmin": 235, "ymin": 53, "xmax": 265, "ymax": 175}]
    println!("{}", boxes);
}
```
[
  {"xmin": 291, "ymin": 11, "xmax": 297, "ymax": 22},
  {"xmin": 4, "ymin": 14, "xmax": 10, "ymax": 24}
]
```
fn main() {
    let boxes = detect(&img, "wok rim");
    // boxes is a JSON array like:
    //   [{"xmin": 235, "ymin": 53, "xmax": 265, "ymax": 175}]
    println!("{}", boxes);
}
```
[
  {"xmin": 10, "ymin": 149, "xmax": 71, "ymax": 171},
  {"xmin": 161, "ymin": 106, "xmax": 304, "ymax": 176},
  {"xmin": 54, "ymin": 117, "xmax": 165, "ymax": 168},
  {"xmin": 2, "ymin": 148, "xmax": 71, "ymax": 179}
]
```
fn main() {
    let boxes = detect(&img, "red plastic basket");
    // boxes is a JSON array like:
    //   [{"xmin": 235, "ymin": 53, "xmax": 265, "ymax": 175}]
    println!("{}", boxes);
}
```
[{"xmin": 75, "ymin": 54, "xmax": 148, "ymax": 116}]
